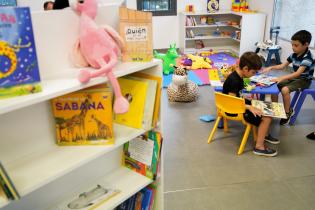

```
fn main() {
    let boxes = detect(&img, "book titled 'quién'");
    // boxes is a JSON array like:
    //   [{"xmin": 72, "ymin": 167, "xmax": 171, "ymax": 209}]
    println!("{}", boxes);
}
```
[
  {"xmin": 51, "ymin": 85, "xmax": 114, "ymax": 146},
  {"xmin": 0, "ymin": 7, "xmax": 42, "ymax": 99}
]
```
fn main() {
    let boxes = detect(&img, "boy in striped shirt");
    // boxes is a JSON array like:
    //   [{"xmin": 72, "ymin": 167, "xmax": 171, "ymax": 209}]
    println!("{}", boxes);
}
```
[{"xmin": 263, "ymin": 30, "xmax": 314, "ymax": 125}]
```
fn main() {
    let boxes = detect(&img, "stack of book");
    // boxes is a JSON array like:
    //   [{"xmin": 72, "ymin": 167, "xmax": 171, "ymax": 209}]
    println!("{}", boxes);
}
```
[
  {"xmin": 114, "ymin": 73, "xmax": 162, "ymax": 131},
  {"xmin": 115, "ymin": 185, "xmax": 156, "ymax": 210}
]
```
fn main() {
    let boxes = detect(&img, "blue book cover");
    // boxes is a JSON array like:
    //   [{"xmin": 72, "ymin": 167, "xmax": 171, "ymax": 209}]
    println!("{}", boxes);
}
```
[
  {"xmin": 0, "ymin": 0, "xmax": 17, "ymax": 6},
  {"xmin": 0, "ymin": 7, "xmax": 41, "ymax": 98},
  {"xmin": 141, "ymin": 188, "xmax": 152, "ymax": 210}
]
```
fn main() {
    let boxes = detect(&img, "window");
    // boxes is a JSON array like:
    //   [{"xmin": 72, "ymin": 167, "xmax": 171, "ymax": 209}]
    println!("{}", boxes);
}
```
[
  {"xmin": 272, "ymin": 0, "xmax": 315, "ymax": 47},
  {"xmin": 137, "ymin": 0, "xmax": 177, "ymax": 16}
]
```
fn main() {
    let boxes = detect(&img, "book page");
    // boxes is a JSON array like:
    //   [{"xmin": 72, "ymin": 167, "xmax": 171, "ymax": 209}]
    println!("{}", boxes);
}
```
[
  {"xmin": 252, "ymin": 100, "xmax": 287, "ymax": 119},
  {"xmin": 250, "ymin": 75, "xmax": 276, "ymax": 86},
  {"xmin": 128, "ymin": 137, "xmax": 154, "ymax": 167}
]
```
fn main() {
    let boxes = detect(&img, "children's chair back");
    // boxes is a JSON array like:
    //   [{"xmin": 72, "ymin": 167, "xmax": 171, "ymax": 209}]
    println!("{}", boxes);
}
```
[{"xmin": 215, "ymin": 92, "xmax": 246, "ymax": 118}]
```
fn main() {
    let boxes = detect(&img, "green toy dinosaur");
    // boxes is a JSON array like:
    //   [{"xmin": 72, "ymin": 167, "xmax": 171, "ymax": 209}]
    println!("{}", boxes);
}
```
[{"xmin": 154, "ymin": 43, "xmax": 179, "ymax": 75}]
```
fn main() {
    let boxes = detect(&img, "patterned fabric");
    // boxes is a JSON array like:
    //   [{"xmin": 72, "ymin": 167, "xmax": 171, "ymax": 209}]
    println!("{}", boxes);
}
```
[{"xmin": 287, "ymin": 48, "xmax": 314, "ymax": 79}]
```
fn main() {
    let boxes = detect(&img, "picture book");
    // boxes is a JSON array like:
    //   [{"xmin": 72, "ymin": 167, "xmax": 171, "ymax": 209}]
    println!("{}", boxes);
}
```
[
  {"xmin": 127, "ymin": 76, "xmax": 157, "ymax": 130},
  {"xmin": 132, "ymin": 72, "xmax": 162, "ymax": 128},
  {"xmin": 0, "ymin": 7, "xmax": 41, "ymax": 99},
  {"xmin": 250, "ymin": 74, "xmax": 276, "ymax": 86},
  {"xmin": 0, "ymin": 0, "xmax": 17, "ymax": 6},
  {"xmin": 51, "ymin": 85, "xmax": 114, "ymax": 145},
  {"xmin": 123, "ymin": 130, "xmax": 162, "ymax": 180},
  {"xmin": 251, "ymin": 100, "xmax": 287, "ymax": 119},
  {"xmin": 0, "ymin": 162, "xmax": 20, "ymax": 200},
  {"xmin": 61, "ymin": 185, "xmax": 120, "ymax": 210},
  {"xmin": 119, "ymin": 7, "xmax": 153, "ymax": 62},
  {"xmin": 114, "ymin": 77, "xmax": 148, "ymax": 129}
]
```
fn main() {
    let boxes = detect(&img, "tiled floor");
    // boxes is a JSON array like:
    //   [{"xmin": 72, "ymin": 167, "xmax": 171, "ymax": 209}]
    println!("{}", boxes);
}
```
[{"xmin": 162, "ymin": 85, "xmax": 315, "ymax": 210}]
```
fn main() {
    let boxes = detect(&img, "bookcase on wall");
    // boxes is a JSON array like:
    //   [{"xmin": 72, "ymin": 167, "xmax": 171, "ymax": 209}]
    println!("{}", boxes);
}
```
[
  {"xmin": 0, "ymin": 4, "xmax": 163, "ymax": 210},
  {"xmin": 179, "ymin": 10, "xmax": 266, "ymax": 55}
]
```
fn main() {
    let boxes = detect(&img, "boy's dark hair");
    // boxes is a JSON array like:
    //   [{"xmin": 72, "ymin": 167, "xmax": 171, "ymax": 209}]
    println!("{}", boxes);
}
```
[
  {"xmin": 291, "ymin": 30, "xmax": 312, "ymax": 45},
  {"xmin": 43, "ymin": 1, "xmax": 54, "ymax": 10},
  {"xmin": 239, "ymin": 51, "xmax": 262, "ymax": 70}
]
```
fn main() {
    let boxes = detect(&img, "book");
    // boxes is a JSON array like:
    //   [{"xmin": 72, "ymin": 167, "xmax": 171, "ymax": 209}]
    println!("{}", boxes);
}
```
[
  {"xmin": 62, "ymin": 185, "xmax": 120, "ymax": 210},
  {"xmin": 51, "ymin": 85, "xmax": 114, "ymax": 145},
  {"xmin": 127, "ymin": 75, "xmax": 157, "ymax": 130},
  {"xmin": 0, "ymin": 162, "xmax": 20, "ymax": 200},
  {"xmin": 132, "ymin": 72, "xmax": 162, "ymax": 128},
  {"xmin": 123, "ymin": 131, "xmax": 162, "ymax": 180},
  {"xmin": 250, "ymin": 74, "xmax": 276, "ymax": 86},
  {"xmin": 114, "ymin": 78, "xmax": 148, "ymax": 129},
  {"xmin": 251, "ymin": 100, "xmax": 287, "ymax": 119},
  {"xmin": 0, "ymin": 7, "xmax": 42, "ymax": 99},
  {"xmin": 119, "ymin": 7, "xmax": 153, "ymax": 62}
]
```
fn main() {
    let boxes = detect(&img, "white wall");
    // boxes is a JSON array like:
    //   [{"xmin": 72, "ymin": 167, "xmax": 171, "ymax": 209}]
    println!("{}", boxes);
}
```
[{"xmin": 248, "ymin": 0, "xmax": 274, "ymax": 40}]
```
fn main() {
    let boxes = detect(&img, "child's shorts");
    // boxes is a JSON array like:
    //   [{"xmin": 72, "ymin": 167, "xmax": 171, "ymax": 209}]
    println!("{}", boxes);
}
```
[
  {"xmin": 277, "ymin": 78, "xmax": 311, "ymax": 92},
  {"xmin": 243, "ymin": 110, "xmax": 262, "ymax": 127}
]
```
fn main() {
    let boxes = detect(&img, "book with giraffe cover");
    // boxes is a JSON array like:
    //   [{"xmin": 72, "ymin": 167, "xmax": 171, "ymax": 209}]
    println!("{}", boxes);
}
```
[
  {"xmin": 0, "ymin": 7, "xmax": 42, "ymax": 99},
  {"xmin": 50, "ymin": 85, "xmax": 114, "ymax": 145}
]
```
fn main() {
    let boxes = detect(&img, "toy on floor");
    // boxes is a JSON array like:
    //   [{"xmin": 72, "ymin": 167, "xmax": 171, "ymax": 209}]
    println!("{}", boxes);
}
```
[
  {"xmin": 199, "ymin": 115, "xmax": 216, "ymax": 122},
  {"xmin": 167, "ymin": 65, "xmax": 199, "ymax": 102},
  {"xmin": 187, "ymin": 54, "xmax": 212, "ymax": 70},
  {"xmin": 154, "ymin": 43, "xmax": 179, "ymax": 75},
  {"xmin": 70, "ymin": 0, "xmax": 129, "ymax": 114},
  {"xmin": 221, "ymin": 64, "xmax": 237, "ymax": 79}
]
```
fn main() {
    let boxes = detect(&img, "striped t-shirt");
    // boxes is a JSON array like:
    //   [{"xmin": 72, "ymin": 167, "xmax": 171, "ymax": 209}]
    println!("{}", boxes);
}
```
[{"xmin": 287, "ymin": 48, "xmax": 314, "ymax": 80}]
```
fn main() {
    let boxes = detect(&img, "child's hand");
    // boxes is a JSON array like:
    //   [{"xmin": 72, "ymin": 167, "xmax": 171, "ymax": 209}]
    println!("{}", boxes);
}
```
[
  {"xmin": 270, "ymin": 77, "xmax": 283, "ymax": 83},
  {"xmin": 249, "ymin": 106, "xmax": 263, "ymax": 117},
  {"xmin": 261, "ymin": 67, "xmax": 272, "ymax": 74}
]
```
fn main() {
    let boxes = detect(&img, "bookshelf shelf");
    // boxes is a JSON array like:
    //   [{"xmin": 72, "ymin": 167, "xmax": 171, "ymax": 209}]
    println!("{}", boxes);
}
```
[
  {"xmin": 0, "ymin": 197, "xmax": 9, "ymax": 209},
  {"xmin": 180, "ymin": 11, "xmax": 266, "ymax": 55},
  {"xmin": 5, "ymin": 124, "xmax": 145, "ymax": 197},
  {"xmin": 48, "ymin": 167, "xmax": 152, "ymax": 210},
  {"xmin": 185, "ymin": 35, "xmax": 233, "ymax": 41},
  {"xmin": 0, "ymin": 60, "xmax": 160, "ymax": 115},
  {"xmin": 0, "ymin": 4, "xmax": 163, "ymax": 210}
]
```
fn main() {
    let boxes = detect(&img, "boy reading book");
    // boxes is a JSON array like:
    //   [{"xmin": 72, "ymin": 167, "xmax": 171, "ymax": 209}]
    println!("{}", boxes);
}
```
[
  {"xmin": 223, "ymin": 52, "xmax": 279, "ymax": 157},
  {"xmin": 263, "ymin": 30, "xmax": 314, "ymax": 125}
]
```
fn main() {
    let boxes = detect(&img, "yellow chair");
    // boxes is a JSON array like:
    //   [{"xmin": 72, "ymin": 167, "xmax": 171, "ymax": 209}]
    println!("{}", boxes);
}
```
[{"xmin": 208, "ymin": 92, "xmax": 257, "ymax": 155}]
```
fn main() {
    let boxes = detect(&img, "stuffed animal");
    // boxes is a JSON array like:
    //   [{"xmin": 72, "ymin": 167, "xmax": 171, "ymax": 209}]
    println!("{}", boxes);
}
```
[
  {"xmin": 167, "ymin": 65, "xmax": 199, "ymax": 102},
  {"xmin": 154, "ymin": 43, "xmax": 179, "ymax": 75},
  {"xmin": 70, "ymin": 0, "xmax": 129, "ymax": 114},
  {"xmin": 186, "ymin": 54, "xmax": 212, "ymax": 70}
]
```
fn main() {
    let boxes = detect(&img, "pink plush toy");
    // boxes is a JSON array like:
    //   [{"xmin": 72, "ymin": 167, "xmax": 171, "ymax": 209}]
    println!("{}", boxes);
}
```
[{"xmin": 71, "ymin": 0, "xmax": 129, "ymax": 114}]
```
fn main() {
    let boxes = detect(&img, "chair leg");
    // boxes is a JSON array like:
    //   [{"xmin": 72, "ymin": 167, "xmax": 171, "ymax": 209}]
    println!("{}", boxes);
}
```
[
  {"xmin": 223, "ymin": 118, "xmax": 228, "ymax": 133},
  {"xmin": 208, "ymin": 116, "xmax": 221, "ymax": 144},
  {"xmin": 290, "ymin": 91, "xmax": 300, "ymax": 108},
  {"xmin": 290, "ymin": 93, "xmax": 307, "ymax": 125},
  {"xmin": 253, "ymin": 126, "xmax": 257, "ymax": 142},
  {"xmin": 238, "ymin": 124, "xmax": 251, "ymax": 155}
]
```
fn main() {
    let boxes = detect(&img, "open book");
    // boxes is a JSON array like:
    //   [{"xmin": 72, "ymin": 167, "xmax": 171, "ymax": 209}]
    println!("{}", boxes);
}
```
[
  {"xmin": 250, "ymin": 74, "xmax": 276, "ymax": 86},
  {"xmin": 251, "ymin": 100, "xmax": 287, "ymax": 119}
]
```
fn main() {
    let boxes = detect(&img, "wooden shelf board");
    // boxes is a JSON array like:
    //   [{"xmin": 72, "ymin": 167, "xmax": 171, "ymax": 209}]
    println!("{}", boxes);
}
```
[{"xmin": 0, "ymin": 60, "xmax": 161, "ymax": 115}]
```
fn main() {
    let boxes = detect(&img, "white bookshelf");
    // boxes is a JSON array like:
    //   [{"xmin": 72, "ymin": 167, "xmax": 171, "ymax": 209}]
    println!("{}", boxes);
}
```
[
  {"xmin": 180, "ymin": 10, "xmax": 266, "ymax": 55},
  {"xmin": 0, "ymin": 5, "xmax": 163, "ymax": 210}
]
